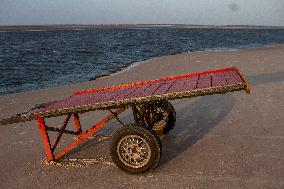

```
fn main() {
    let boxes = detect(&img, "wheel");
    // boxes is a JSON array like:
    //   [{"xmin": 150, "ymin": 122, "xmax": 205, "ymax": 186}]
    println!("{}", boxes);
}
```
[
  {"xmin": 110, "ymin": 124, "xmax": 161, "ymax": 173},
  {"xmin": 132, "ymin": 100, "xmax": 176, "ymax": 135}
]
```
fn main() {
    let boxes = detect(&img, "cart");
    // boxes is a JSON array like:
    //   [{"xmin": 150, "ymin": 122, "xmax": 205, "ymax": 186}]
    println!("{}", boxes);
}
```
[{"xmin": 0, "ymin": 67, "xmax": 250, "ymax": 173}]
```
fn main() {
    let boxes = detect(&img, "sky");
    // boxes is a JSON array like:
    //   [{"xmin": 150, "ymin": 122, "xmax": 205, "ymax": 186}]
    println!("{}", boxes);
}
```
[{"xmin": 0, "ymin": 0, "xmax": 284, "ymax": 26}]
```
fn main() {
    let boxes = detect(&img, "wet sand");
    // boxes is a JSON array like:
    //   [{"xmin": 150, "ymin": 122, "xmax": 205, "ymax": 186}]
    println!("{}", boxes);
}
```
[{"xmin": 0, "ymin": 44, "xmax": 283, "ymax": 188}]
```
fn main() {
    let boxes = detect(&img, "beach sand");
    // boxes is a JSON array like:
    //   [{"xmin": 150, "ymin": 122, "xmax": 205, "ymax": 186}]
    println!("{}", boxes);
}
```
[{"xmin": 0, "ymin": 44, "xmax": 283, "ymax": 188}]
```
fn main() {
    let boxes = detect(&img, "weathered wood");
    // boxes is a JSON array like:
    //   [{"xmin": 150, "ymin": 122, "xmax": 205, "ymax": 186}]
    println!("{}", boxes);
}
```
[{"xmin": 0, "ymin": 67, "xmax": 249, "ymax": 125}]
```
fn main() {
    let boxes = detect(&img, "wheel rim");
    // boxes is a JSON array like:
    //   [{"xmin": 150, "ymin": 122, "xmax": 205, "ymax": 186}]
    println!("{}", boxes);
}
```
[{"xmin": 117, "ymin": 135, "xmax": 151, "ymax": 168}]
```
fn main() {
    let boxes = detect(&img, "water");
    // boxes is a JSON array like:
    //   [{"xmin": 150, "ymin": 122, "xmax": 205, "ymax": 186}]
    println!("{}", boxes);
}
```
[{"xmin": 1, "ymin": 28, "xmax": 284, "ymax": 94}]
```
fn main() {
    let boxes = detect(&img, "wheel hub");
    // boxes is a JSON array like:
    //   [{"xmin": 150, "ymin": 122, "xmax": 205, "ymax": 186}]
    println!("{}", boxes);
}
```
[{"xmin": 117, "ymin": 135, "xmax": 151, "ymax": 168}]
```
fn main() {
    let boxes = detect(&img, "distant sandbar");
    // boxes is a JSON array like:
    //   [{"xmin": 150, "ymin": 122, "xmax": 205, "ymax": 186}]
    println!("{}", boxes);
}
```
[{"xmin": 0, "ymin": 24, "xmax": 283, "ymax": 31}]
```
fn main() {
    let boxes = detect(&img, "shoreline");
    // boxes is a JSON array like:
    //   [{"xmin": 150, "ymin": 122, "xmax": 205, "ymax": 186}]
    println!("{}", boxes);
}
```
[
  {"xmin": 90, "ymin": 43, "xmax": 284, "ymax": 83},
  {"xmin": 1, "ymin": 24, "xmax": 284, "ymax": 31},
  {"xmin": 83, "ymin": 43, "xmax": 284, "ymax": 81}
]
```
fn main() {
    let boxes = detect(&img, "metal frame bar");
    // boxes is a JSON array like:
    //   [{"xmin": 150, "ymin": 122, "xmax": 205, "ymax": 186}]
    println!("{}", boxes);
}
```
[
  {"xmin": 51, "ymin": 114, "xmax": 71, "ymax": 152},
  {"xmin": 37, "ymin": 108, "xmax": 125, "ymax": 161},
  {"xmin": 38, "ymin": 117, "xmax": 54, "ymax": 160}
]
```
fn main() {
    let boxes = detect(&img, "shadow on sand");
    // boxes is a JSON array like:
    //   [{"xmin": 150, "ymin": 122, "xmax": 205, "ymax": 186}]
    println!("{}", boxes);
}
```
[
  {"xmin": 160, "ymin": 71, "xmax": 284, "ymax": 165},
  {"xmin": 247, "ymin": 72, "xmax": 284, "ymax": 86},
  {"xmin": 160, "ymin": 94, "xmax": 235, "ymax": 165}
]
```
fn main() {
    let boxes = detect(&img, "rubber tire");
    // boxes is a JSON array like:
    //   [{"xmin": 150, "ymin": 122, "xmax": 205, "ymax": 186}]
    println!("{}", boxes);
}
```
[
  {"xmin": 110, "ymin": 124, "xmax": 162, "ymax": 174},
  {"xmin": 163, "ymin": 101, "xmax": 176, "ymax": 134}
]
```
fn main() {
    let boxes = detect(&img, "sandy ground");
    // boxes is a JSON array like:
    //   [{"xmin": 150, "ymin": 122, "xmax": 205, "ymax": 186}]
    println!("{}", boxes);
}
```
[{"xmin": 0, "ymin": 44, "xmax": 283, "ymax": 189}]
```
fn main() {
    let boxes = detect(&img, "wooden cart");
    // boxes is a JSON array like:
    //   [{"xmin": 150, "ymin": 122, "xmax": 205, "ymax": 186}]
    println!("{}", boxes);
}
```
[{"xmin": 0, "ymin": 67, "xmax": 250, "ymax": 173}]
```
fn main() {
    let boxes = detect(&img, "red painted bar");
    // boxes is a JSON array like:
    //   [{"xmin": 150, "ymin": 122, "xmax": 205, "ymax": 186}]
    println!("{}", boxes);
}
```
[
  {"xmin": 52, "ymin": 114, "xmax": 71, "ymax": 152},
  {"xmin": 73, "ymin": 114, "xmax": 82, "ymax": 134},
  {"xmin": 37, "ymin": 117, "xmax": 54, "ymax": 161}
]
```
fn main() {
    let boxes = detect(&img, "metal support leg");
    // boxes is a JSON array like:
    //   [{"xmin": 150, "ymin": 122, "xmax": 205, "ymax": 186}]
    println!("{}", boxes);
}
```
[
  {"xmin": 37, "ymin": 108, "xmax": 125, "ymax": 162},
  {"xmin": 73, "ymin": 113, "xmax": 82, "ymax": 134},
  {"xmin": 54, "ymin": 108, "xmax": 125, "ymax": 160},
  {"xmin": 37, "ymin": 117, "xmax": 54, "ymax": 161}
]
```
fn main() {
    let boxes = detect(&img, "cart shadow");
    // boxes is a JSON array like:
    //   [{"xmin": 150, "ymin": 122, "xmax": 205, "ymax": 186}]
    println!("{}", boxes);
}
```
[
  {"xmin": 160, "ymin": 71, "xmax": 284, "ymax": 165},
  {"xmin": 160, "ymin": 94, "xmax": 235, "ymax": 165},
  {"xmin": 247, "ymin": 71, "xmax": 284, "ymax": 86}
]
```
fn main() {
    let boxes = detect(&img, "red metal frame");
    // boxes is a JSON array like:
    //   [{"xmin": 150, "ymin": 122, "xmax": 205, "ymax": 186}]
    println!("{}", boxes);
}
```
[
  {"xmin": 0, "ymin": 67, "xmax": 250, "ymax": 165},
  {"xmin": 37, "ymin": 108, "xmax": 125, "ymax": 161},
  {"xmin": 38, "ymin": 117, "xmax": 54, "ymax": 160}
]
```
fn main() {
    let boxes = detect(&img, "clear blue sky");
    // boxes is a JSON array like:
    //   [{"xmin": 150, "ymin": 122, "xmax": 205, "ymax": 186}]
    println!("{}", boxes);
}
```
[{"xmin": 0, "ymin": 0, "xmax": 283, "ymax": 26}]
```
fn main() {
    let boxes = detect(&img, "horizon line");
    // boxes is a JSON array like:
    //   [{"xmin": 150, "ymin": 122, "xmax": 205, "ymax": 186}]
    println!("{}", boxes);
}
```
[{"xmin": 0, "ymin": 24, "xmax": 283, "ymax": 31}]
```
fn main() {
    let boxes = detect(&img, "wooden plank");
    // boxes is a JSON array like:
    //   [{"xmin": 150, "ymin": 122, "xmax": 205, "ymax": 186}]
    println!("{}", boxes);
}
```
[
  {"xmin": 86, "ymin": 91, "xmax": 111, "ymax": 103},
  {"xmin": 39, "ymin": 90, "xmax": 109, "ymax": 112},
  {"xmin": 40, "ymin": 71, "xmax": 237, "ymax": 112},
  {"xmin": 112, "ymin": 85, "xmax": 142, "ymax": 101},
  {"xmin": 197, "ymin": 74, "xmax": 211, "ymax": 89},
  {"xmin": 212, "ymin": 72, "xmax": 227, "ymax": 87},
  {"xmin": 48, "ymin": 91, "xmax": 102, "ymax": 109},
  {"xmin": 153, "ymin": 80, "xmax": 175, "ymax": 95},
  {"xmin": 0, "ymin": 67, "xmax": 249, "ymax": 125},
  {"xmin": 89, "ymin": 86, "xmax": 129, "ymax": 103},
  {"xmin": 128, "ymin": 84, "xmax": 152, "ymax": 98},
  {"xmin": 64, "ymin": 93, "xmax": 101, "ymax": 107},
  {"xmin": 167, "ymin": 78, "xmax": 187, "ymax": 93},
  {"xmin": 139, "ymin": 83, "xmax": 162, "ymax": 96},
  {"xmin": 183, "ymin": 75, "xmax": 199, "ymax": 90},
  {"xmin": 224, "ymin": 71, "xmax": 243, "ymax": 85},
  {"xmin": 40, "ymin": 96, "xmax": 76, "ymax": 111}
]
